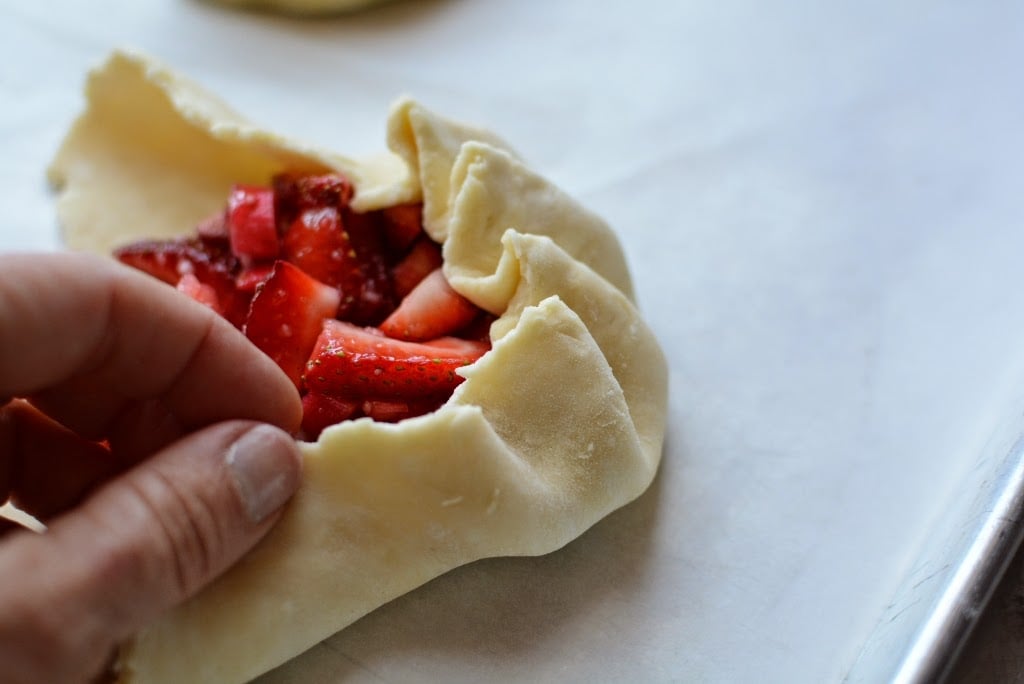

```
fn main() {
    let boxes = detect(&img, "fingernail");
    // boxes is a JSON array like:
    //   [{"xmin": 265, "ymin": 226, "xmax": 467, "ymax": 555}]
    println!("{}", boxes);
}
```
[{"xmin": 225, "ymin": 425, "xmax": 301, "ymax": 523}]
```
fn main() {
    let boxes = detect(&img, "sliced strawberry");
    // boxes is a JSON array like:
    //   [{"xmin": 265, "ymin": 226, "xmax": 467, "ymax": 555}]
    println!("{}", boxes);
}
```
[
  {"xmin": 282, "ymin": 206, "xmax": 395, "ymax": 325},
  {"xmin": 454, "ymin": 310, "xmax": 497, "ymax": 342},
  {"xmin": 360, "ymin": 399, "xmax": 409, "ymax": 423},
  {"xmin": 227, "ymin": 184, "xmax": 279, "ymax": 261},
  {"xmin": 235, "ymin": 263, "xmax": 276, "ymax": 294},
  {"xmin": 244, "ymin": 261, "xmax": 341, "ymax": 389},
  {"xmin": 176, "ymin": 273, "xmax": 222, "ymax": 313},
  {"xmin": 196, "ymin": 211, "xmax": 229, "ymax": 241},
  {"xmin": 300, "ymin": 394, "xmax": 439, "ymax": 437},
  {"xmin": 116, "ymin": 171, "xmax": 485, "ymax": 434},
  {"xmin": 300, "ymin": 393, "xmax": 360, "ymax": 440},
  {"xmin": 379, "ymin": 268, "xmax": 479, "ymax": 342},
  {"xmin": 380, "ymin": 203, "xmax": 424, "ymax": 251},
  {"xmin": 341, "ymin": 207, "xmax": 395, "ymax": 325},
  {"xmin": 390, "ymin": 237, "xmax": 443, "ymax": 298},
  {"xmin": 282, "ymin": 206, "xmax": 346, "ymax": 275},
  {"xmin": 115, "ymin": 239, "xmax": 250, "ymax": 327},
  {"xmin": 282, "ymin": 206, "xmax": 360, "ymax": 296},
  {"xmin": 274, "ymin": 172, "xmax": 395, "ymax": 325},
  {"xmin": 274, "ymin": 173, "xmax": 353, "ymax": 222},
  {"xmin": 361, "ymin": 398, "xmax": 441, "ymax": 423},
  {"xmin": 117, "ymin": 239, "xmax": 216, "ymax": 285},
  {"xmin": 306, "ymin": 319, "xmax": 489, "ymax": 399}
]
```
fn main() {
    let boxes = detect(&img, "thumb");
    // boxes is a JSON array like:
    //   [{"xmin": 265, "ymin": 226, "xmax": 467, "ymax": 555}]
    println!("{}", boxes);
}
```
[{"xmin": 0, "ymin": 420, "xmax": 302, "ymax": 684}]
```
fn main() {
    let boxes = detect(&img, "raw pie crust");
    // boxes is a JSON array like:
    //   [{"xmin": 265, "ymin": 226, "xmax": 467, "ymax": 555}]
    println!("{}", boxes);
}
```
[{"xmin": 49, "ymin": 50, "xmax": 669, "ymax": 684}]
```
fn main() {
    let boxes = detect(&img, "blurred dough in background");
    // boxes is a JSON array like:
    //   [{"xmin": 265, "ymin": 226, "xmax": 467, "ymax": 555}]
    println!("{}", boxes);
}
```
[{"xmin": 208, "ymin": 0, "xmax": 394, "ymax": 16}]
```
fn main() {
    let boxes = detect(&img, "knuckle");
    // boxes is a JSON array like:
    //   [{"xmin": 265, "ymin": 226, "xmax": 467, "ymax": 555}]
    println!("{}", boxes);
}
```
[{"xmin": 120, "ymin": 469, "xmax": 223, "ymax": 600}]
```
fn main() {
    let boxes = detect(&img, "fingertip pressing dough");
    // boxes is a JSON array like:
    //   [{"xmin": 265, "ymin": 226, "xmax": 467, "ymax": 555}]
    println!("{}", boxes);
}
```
[{"xmin": 49, "ymin": 49, "xmax": 669, "ymax": 684}]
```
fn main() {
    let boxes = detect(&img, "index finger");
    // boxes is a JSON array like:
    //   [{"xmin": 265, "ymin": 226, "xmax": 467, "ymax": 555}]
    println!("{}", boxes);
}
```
[{"xmin": 0, "ymin": 252, "xmax": 302, "ymax": 440}]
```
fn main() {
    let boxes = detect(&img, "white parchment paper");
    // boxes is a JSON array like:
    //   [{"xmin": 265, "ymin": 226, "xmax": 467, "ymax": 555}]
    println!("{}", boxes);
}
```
[{"xmin": 2, "ymin": 1, "xmax": 1024, "ymax": 681}]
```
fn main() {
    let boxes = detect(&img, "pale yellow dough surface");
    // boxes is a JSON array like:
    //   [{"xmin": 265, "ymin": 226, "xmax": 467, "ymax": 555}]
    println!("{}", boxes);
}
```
[{"xmin": 49, "ymin": 50, "xmax": 669, "ymax": 684}]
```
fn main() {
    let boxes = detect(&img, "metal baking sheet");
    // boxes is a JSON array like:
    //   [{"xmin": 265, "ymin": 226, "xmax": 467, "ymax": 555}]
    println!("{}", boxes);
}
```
[
  {"xmin": 847, "ymin": 394, "xmax": 1024, "ymax": 682},
  {"xmin": 3, "ymin": 1, "xmax": 1024, "ymax": 681}
]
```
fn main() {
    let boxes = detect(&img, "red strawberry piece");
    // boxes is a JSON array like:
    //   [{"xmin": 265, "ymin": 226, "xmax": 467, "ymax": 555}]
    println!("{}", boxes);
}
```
[
  {"xmin": 453, "ymin": 310, "xmax": 497, "ymax": 343},
  {"xmin": 115, "ymin": 238, "xmax": 250, "ymax": 328},
  {"xmin": 176, "ymin": 273, "xmax": 222, "ymax": 313},
  {"xmin": 235, "ymin": 264, "xmax": 276, "ymax": 294},
  {"xmin": 282, "ymin": 206, "xmax": 395, "ymax": 325},
  {"xmin": 195, "ymin": 212, "xmax": 234, "ymax": 260},
  {"xmin": 273, "ymin": 173, "xmax": 354, "ymax": 222},
  {"xmin": 340, "ymin": 207, "xmax": 395, "ymax": 324},
  {"xmin": 300, "ymin": 393, "xmax": 360, "ymax": 440},
  {"xmin": 390, "ymin": 237, "xmax": 443, "ymax": 298},
  {"xmin": 379, "ymin": 268, "xmax": 480, "ymax": 342},
  {"xmin": 281, "ymin": 206, "xmax": 359, "ymax": 296},
  {"xmin": 306, "ymin": 319, "xmax": 489, "ymax": 399},
  {"xmin": 361, "ymin": 399, "xmax": 410, "ymax": 423},
  {"xmin": 227, "ymin": 184, "xmax": 279, "ymax": 262},
  {"xmin": 196, "ymin": 211, "xmax": 229, "ymax": 241},
  {"xmin": 116, "ymin": 239, "xmax": 216, "ymax": 285},
  {"xmin": 244, "ymin": 261, "xmax": 341, "ymax": 389},
  {"xmin": 361, "ymin": 398, "xmax": 442, "ymax": 423},
  {"xmin": 380, "ymin": 203, "xmax": 424, "ymax": 251}
]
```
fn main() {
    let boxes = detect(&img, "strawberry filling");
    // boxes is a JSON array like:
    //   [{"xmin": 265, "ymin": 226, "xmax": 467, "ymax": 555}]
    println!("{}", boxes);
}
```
[{"xmin": 113, "ymin": 173, "xmax": 493, "ymax": 439}]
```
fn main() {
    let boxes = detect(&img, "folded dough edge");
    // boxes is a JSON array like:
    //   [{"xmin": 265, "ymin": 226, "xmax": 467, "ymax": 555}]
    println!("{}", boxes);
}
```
[{"xmin": 47, "ymin": 50, "xmax": 668, "ymax": 684}]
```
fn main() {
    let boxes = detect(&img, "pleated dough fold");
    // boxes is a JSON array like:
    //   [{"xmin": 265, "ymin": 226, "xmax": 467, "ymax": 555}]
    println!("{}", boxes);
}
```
[{"xmin": 48, "ymin": 50, "xmax": 668, "ymax": 684}]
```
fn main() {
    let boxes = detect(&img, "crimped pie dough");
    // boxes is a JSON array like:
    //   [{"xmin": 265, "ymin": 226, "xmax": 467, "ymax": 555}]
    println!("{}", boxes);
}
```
[{"xmin": 49, "ymin": 50, "xmax": 668, "ymax": 684}]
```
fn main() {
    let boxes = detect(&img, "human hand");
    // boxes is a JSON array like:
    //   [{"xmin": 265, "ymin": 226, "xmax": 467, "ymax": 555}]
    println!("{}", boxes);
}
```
[{"xmin": 0, "ymin": 252, "xmax": 304, "ymax": 683}]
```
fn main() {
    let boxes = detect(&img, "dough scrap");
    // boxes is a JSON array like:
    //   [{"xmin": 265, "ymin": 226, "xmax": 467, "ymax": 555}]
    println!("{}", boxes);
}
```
[{"xmin": 48, "ymin": 50, "xmax": 669, "ymax": 684}]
